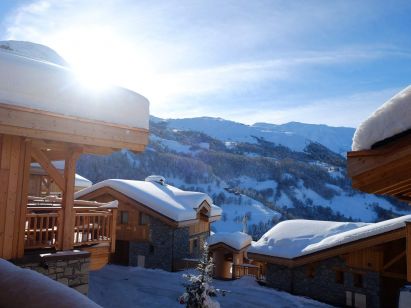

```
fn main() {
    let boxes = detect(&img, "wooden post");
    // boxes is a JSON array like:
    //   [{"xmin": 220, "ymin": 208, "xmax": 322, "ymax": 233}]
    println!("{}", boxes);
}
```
[
  {"xmin": 16, "ymin": 139, "xmax": 32, "ymax": 258},
  {"xmin": 406, "ymin": 221, "xmax": 411, "ymax": 282},
  {"xmin": 61, "ymin": 150, "xmax": 79, "ymax": 250},
  {"xmin": 111, "ymin": 208, "xmax": 117, "ymax": 253}
]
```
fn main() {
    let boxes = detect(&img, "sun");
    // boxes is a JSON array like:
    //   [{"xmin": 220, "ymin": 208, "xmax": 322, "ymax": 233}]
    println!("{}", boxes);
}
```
[{"xmin": 50, "ymin": 27, "xmax": 142, "ymax": 91}]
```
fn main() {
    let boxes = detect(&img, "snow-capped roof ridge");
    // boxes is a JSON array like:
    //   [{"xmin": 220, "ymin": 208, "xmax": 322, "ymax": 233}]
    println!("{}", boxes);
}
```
[
  {"xmin": 352, "ymin": 85, "xmax": 411, "ymax": 151},
  {"xmin": 208, "ymin": 231, "xmax": 252, "ymax": 251},
  {"xmin": 75, "ymin": 179, "xmax": 222, "ymax": 222},
  {"xmin": 249, "ymin": 215, "xmax": 411, "ymax": 259}
]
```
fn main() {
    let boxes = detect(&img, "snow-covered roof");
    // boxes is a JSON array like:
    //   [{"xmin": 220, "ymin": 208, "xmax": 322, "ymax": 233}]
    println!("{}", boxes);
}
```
[
  {"xmin": 0, "ymin": 41, "xmax": 149, "ymax": 129},
  {"xmin": 208, "ymin": 232, "xmax": 252, "ymax": 251},
  {"xmin": 75, "ymin": 179, "xmax": 222, "ymax": 222},
  {"xmin": 250, "ymin": 215, "xmax": 411, "ymax": 259},
  {"xmin": 30, "ymin": 161, "xmax": 92, "ymax": 188},
  {"xmin": 74, "ymin": 174, "xmax": 93, "ymax": 188},
  {"xmin": 352, "ymin": 85, "xmax": 411, "ymax": 151},
  {"xmin": 0, "ymin": 258, "xmax": 100, "ymax": 308}
]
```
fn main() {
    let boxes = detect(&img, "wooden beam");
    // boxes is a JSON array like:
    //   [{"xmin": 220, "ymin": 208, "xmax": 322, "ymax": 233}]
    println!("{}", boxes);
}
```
[
  {"xmin": 61, "ymin": 150, "xmax": 78, "ymax": 250},
  {"xmin": 0, "ymin": 103, "xmax": 148, "ymax": 152},
  {"xmin": 0, "ymin": 135, "xmax": 12, "ymax": 257},
  {"xmin": 31, "ymin": 147, "xmax": 65, "ymax": 190},
  {"xmin": 383, "ymin": 251, "xmax": 406, "ymax": 270},
  {"xmin": 406, "ymin": 222, "xmax": 411, "ymax": 282},
  {"xmin": 16, "ymin": 139, "xmax": 31, "ymax": 258},
  {"xmin": 3, "ymin": 136, "xmax": 21, "ymax": 259},
  {"xmin": 111, "ymin": 208, "xmax": 117, "ymax": 253}
]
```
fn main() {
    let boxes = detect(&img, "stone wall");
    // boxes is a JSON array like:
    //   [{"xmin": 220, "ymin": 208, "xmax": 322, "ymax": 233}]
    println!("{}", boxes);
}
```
[
  {"xmin": 266, "ymin": 257, "xmax": 380, "ymax": 308},
  {"xmin": 14, "ymin": 250, "xmax": 90, "ymax": 295},
  {"xmin": 129, "ymin": 216, "xmax": 190, "ymax": 271}
]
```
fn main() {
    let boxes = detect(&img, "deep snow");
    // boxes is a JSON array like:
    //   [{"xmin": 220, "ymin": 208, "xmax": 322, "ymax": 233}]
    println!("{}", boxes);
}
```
[{"xmin": 89, "ymin": 265, "xmax": 332, "ymax": 308}]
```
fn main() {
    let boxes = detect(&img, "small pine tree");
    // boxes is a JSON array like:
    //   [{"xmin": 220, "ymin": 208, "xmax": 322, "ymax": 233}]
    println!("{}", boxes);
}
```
[{"xmin": 179, "ymin": 243, "xmax": 220, "ymax": 308}]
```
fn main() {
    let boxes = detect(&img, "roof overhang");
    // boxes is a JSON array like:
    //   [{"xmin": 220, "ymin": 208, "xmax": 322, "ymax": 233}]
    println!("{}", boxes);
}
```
[
  {"xmin": 209, "ymin": 242, "xmax": 250, "ymax": 254},
  {"xmin": 347, "ymin": 131, "xmax": 411, "ymax": 202},
  {"xmin": 0, "ymin": 103, "xmax": 149, "ymax": 156}
]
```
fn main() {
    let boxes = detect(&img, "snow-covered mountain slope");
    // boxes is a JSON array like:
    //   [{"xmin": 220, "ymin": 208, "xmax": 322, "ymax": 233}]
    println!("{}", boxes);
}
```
[
  {"xmin": 253, "ymin": 121, "xmax": 355, "ymax": 155},
  {"xmin": 157, "ymin": 116, "xmax": 355, "ymax": 154},
  {"xmin": 0, "ymin": 40, "xmax": 67, "ymax": 66},
  {"xmin": 77, "ymin": 116, "xmax": 411, "ymax": 239}
]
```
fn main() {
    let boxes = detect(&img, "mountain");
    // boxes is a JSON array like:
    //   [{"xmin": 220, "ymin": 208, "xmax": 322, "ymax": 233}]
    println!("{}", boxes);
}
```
[
  {"xmin": 77, "ymin": 116, "xmax": 411, "ymax": 239},
  {"xmin": 158, "ymin": 117, "xmax": 355, "ymax": 154}
]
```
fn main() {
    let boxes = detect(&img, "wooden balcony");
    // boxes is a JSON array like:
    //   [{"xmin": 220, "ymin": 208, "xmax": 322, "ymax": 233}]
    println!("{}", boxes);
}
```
[
  {"xmin": 232, "ymin": 263, "xmax": 263, "ymax": 280},
  {"xmin": 25, "ymin": 196, "xmax": 117, "ymax": 253}
]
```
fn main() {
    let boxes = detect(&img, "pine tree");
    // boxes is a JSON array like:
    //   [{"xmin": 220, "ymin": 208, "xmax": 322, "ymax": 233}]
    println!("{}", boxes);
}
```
[{"xmin": 179, "ymin": 243, "xmax": 220, "ymax": 308}]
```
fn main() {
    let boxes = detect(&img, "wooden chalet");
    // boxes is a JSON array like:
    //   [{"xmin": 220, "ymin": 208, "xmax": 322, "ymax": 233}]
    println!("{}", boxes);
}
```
[
  {"xmin": 248, "ymin": 217, "xmax": 411, "ymax": 308},
  {"xmin": 0, "ymin": 41, "xmax": 149, "ymax": 293},
  {"xmin": 75, "ymin": 177, "xmax": 222, "ymax": 271},
  {"xmin": 208, "ymin": 232, "xmax": 256, "ymax": 280}
]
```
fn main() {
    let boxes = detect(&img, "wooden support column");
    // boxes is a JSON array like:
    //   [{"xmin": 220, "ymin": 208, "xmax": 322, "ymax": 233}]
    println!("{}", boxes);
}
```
[
  {"xmin": 111, "ymin": 208, "xmax": 117, "ymax": 253},
  {"xmin": 406, "ymin": 221, "xmax": 411, "ymax": 282},
  {"xmin": 0, "ymin": 135, "xmax": 32, "ymax": 259},
  {"xmin": 15, "ymin": 139, "xmax": 31, "ymax": 258},
  {"xmin": 61, "ymin": 149, "xmax": 81, "ymax": 250}
]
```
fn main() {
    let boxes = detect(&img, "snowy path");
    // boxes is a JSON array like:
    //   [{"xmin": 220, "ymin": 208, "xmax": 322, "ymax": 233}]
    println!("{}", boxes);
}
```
[{"xmin": 89, "ymin": 265, "xmax": 332, "ymax": 308}]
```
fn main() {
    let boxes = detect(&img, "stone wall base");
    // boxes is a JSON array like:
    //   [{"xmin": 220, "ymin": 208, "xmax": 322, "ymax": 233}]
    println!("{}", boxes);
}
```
[{"xmin": 13, "ymin": 250, "xmax": 91, "ymax": 295}]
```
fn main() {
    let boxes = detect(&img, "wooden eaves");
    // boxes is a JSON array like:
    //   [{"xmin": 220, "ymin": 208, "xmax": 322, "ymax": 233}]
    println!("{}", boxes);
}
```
[{"xmin": 347, "ymin": 130, "xmax": 411, "ymax": 202}]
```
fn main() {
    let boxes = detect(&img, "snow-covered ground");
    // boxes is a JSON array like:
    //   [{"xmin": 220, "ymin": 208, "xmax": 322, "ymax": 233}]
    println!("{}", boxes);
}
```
[{"xmin": 89, "ymin": 265, "xmax": 332, "ymax": 308}]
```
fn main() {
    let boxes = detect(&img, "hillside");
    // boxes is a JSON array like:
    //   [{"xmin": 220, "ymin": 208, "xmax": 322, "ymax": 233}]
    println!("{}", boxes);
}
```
[{"xmin": 77, "ymin": 117, "xmax": 411, "ymax": 239}]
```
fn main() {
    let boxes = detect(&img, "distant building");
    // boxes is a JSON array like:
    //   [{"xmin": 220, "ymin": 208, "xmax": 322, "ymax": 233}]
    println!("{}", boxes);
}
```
[
  {"xmin": 248, "ymin": 217, "xmax": 411, "ymax": 308},
  {"xmin": 76, "ymin": 176, "xmax": 222, "ymax": 271},
  {"xmin": 30, "ymin": 160, "xmax": 92, "ymax": 196}
]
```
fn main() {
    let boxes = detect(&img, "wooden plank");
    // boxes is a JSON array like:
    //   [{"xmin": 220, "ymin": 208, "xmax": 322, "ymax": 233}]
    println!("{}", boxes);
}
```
[
  {"xmin": 0, "ymin": 135, "xmax": 12, "ymax": 258},
  {"xmin": 11, "ymin": 137, "xmax": 25, "ymax": 258},
  {"xmin": 0, "ymin": 103, "xmax": 148, "ymax": 152},
  {"xmin": 111, "ymin": 208, "xmax": 117, "ymax": 253},
  {"xmin": 406, "ymin": 222, "xmax": 411, "ymax": 282},
  {"xmin": 383, "ymin": 251, "xmax": 405, "ymax": 270},
  {"xmin": 61, "ymin": 151, "xmax": 77, "ymax": 250},
  {"xmin": 31, "ymin": 147, "xmax": 65, "ymax": 190},
  {"xmin": 3, "ymin": 136, "xmax": 21, "ymax": 258},
  {"xmin": 16, "ymin": 138, "xmax": 32, "ymax": 257}
]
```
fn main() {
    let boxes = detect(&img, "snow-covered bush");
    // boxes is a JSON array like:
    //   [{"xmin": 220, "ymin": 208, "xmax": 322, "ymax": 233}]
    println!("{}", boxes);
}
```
[{"xmin": 179, "ymin": 243, "xmax": 220, "ymax": 308}]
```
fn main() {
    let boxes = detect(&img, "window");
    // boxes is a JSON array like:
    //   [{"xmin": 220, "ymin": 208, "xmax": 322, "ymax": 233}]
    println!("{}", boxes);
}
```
[
  {"xmin": 306, "ymin": 265, "xmax": 315, "ymax": 278},
  {"xmin": 335, "ymin": 270, "xmax": 344, "ymax": 284},
  {"xmin": 353, "ymin": 273, "xmax": 363, "ymax": 288},
  {"xmin": 119, "ymin": 211, "xmax": 129, "ymax": 225},
  {"xmin": 189, "ymin": 238, "xmax": 199, "ymax": 255},
  {"xmin": 139, "ymin": 213, "xmax": 149, "ymax": 225},
  {"xmin": 149, "ymin": 245, "xmax": 154, "ymax": 254}
]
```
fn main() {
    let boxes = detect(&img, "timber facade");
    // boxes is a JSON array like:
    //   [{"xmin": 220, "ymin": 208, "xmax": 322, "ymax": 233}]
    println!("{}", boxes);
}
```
[
  {"xmin": 77, "ymin": 185, "xmax": 220, "ymax": 271},
  {"xmin": 249, "ymin": 224, "xmax": 410, "ymax": 308}
]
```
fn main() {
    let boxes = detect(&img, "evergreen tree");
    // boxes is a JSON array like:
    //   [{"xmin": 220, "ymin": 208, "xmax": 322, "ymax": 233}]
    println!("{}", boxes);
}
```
[{"xmin": 179, "ymin": 243, "xmax": 220, "ymax": 308}]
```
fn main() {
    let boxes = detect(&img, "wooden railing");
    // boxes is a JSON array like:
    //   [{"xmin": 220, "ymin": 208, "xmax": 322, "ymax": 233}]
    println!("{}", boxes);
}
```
[
  {"xmin": 232, "ymin": 263, "xmax": 262, "ymax": 280},
  {"xmin": 25, "ymin": 196, "xmax": 117, "ymax": 250},
  {"xmin": 73, "ymin": 210, "xmax": 113, "ymax": 246}
]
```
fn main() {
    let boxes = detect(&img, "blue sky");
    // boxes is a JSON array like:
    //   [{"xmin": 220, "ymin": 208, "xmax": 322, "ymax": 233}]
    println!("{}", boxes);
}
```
[{"xmin": 0, "ymin": 0, "xmax": 410, "ymax": 127}]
